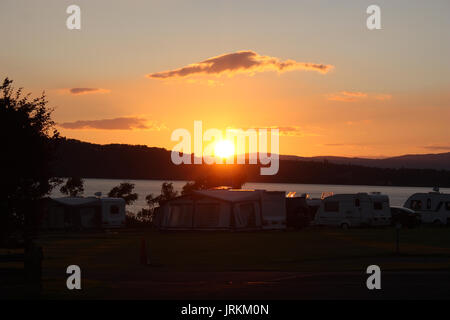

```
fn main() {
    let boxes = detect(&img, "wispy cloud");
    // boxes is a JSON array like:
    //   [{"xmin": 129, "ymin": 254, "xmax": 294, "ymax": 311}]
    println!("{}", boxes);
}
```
[
  {"xmin": 374, "ymin": 94, "xmax": 392, "ymax": 101},
  {"xmin": 323, "ymin": 143, "xmax": 346, "ymax": 146},
  {"xmin": 423, "ymin": 145, "xmax": 450, "ymax": 151},
  {"xmin": 62, "ymin": 88, "xmax": 111, "ymax": 95},
  {"xmin": 274, "ymin": 126, "xmax": 319, "ymax": 137},
  {"xmin": 327, "ymin": 91, "xmax": 391, "ymax": 102},
  {"xmin": 327, "ymin": 91, "xmax": 368, "ymax": 102},
  {"xmin": 147, "ymin": 50, "xmax": 334, "ymax": 79},
  {"xmin": 58, "ymin": 117, "xmax": 164, "ymax": 130},
  {"xmin": 226, "ymin": 125, "xmax": 319, "ymax": 137},
  {"xmin": 346, "ymin": 119, "xmax": 372, "ymax": 126}
]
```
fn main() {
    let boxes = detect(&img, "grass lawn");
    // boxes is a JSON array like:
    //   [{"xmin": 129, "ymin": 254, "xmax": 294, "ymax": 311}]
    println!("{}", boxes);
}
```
[
  {"xmin": 2, "ymin": 226, "xmax": 450, "ymax": 298},
  {"xmin": 143, "ymin": 227, "xmax": 450, "ymax": 271}
]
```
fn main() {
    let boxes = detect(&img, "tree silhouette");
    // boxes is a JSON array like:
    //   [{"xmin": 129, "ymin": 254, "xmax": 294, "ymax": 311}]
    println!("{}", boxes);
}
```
[
  {"xmin": 60, "ymin": 177, "xmax": 84, "ymax": 197},
  {"xmin": 108, "ymin": 182, "xmax": 138, "ymax": 205},
  {"xmin": 181, "ymin": 167, "xmax": 246, "ymax": 195},
  {"xmin": 159, "ymin": 182, "xmax": 178, "ymax": 202},
  {"xmin": 0, "ymin": 78, "xmax": 59, "ymax": 243},
  {"xmin": 146, "ymin": 182, "xmax": 178, "ymax": 208}
]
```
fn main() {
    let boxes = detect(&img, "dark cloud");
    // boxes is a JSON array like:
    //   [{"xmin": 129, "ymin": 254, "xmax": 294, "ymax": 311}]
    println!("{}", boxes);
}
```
[
  {"xmin": 59, "ymin": 117, "xmax": 162, "ymax": 130},
  {"xmin": 147, "ymin": 50, "xmax": 333, "ymax": 79},
  {"xmin": 275, "ymin": 126, "xmax": 309, "ymax": 137},
  {"xmin": 67, "ymin": 88, "xmax": 110, "ymax": 95}
]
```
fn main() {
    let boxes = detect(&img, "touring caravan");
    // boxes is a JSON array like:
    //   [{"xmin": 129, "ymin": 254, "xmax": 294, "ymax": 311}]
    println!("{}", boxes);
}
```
[
  {"xmin": 43, "ymin": 197, "xmax": 126, "ymax": 230},
  {"xmin": 155, "ymin": 189, "xmax": 286, "ymax": 231},
  {"xmin": 404, "ymin": 188, "xmax": 450, "ymax": 225},
  {"xmin": 314, "ymin": 193, "xmax": 390, "ymax": 228}
]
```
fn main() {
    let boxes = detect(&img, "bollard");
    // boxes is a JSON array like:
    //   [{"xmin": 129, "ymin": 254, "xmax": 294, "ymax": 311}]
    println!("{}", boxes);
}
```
[
  {"xmin": 140, "ymin": 238, "xmax": 151, "ymax": 265},
  {"xmin": 140, "ymin": 238, "xmax": 147, "ymax": 265},
  {"xmin": 395, "ymin": 223, "xmax": 401, "ymax": 255},
  {"xmin": 24, "ymin": 242, "xmax": 43, "ymax": 293},
  {"xmin": 145, "ymin": 239, "xmax": 151, "ymax": 265}
]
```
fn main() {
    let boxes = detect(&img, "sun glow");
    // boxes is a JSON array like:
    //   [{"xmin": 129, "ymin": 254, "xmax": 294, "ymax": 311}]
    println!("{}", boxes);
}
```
[{"xmin": 214, "ymin": 140, "xmax": 235, "ymax": 159}]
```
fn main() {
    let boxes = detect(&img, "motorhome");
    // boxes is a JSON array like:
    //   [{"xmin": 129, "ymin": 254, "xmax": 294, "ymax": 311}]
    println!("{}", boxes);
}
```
[
  {"xmin": 314, "ymin": 193, "xmax": 390, "ymax": 228},
  {"xmin": 403, "ymin": 188, "xmax": 450, "ymax": 225}
]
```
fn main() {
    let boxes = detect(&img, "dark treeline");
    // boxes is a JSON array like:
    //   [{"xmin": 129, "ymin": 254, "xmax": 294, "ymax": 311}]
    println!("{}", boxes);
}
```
[{"xmin": 52, "ymin": 138, "xmax": 450, "ymax": 188}]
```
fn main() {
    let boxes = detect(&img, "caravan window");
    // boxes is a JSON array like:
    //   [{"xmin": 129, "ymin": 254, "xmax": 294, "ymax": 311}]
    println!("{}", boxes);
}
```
[
  {"xmin": 373, "ymin": 202, "xmax": 383, "ymax": 210},
  {"xmin": 355, "ymin": 199, "xmax": 360, "ymax": 207},
  {"xmin": 195, "ymin": 204, "xmax": 220, "ymax": 227},
  {"xmin": 324, "ymin": 201, "xmax": 339, "ymax": 212},
  {"xmin": 411, "ymin": 200, "xmax": 422, "ymax": 210},
  {"xmin": 446, "ymin": 202, "xmax": 450, "ymax": 211},
  {"xmin": 427, "ymin": 199, "xmax": 432, "ymax": 210},
  {"xmin": 110, "ymin": 205, "xmax": 119, "ymax": 215}
]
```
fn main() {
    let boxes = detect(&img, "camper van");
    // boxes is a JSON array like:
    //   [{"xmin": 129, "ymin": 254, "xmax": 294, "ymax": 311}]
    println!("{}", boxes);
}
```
[
  {"xmin": 314, "ymin": 193, "xmax": 391, "ymax": 228},
  {"xmin": 404, "ymin": 189, "xmax": 450, "ymax": 225},
  {"xmin": 43, "ymin": 197, "xmax": 126, "ymax": 230}
]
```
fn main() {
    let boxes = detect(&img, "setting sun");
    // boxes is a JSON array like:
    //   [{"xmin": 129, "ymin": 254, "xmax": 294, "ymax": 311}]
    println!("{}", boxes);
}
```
[{"xmin": 214, "ymin": 140, "xmax": 235, "ymax": 159}]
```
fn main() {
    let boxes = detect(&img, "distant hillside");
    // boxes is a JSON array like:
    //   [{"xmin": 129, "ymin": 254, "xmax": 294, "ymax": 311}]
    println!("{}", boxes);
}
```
[
  {"xmin": 51, "ymin": 138, "xmax": 450, "ymax": 187},
  {"xmin": 280, "ymin": 153, "xmax": 450, "ymax": 171}
]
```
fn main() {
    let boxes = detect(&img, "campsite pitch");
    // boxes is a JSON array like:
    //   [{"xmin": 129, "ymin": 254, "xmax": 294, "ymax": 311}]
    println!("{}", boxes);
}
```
[{"xmin": 2, "ymin": 227, "xmax": 450, "ymax": 299}]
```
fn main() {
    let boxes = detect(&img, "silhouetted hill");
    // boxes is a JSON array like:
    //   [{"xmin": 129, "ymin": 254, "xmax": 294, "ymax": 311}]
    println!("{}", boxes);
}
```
[
  {"xmin": 51, "ymin": 138, "xmax": 450, "ymax": 187},
  {"xmin": 280, "ymin": 153, "xmax": 450, "ymax": 170}
]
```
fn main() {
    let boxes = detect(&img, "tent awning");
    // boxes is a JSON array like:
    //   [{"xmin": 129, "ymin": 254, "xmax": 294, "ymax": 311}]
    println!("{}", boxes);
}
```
[
  {"xmin": 193, "ymin": 189, "xmax": 262, "ymax": 202},
  {"xmin": 50, "ymin": 197, "xmax": 99, "ymax": 207}
]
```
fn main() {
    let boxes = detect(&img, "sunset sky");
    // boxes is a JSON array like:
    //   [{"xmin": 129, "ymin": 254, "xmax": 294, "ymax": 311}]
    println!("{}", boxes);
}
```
[{"xmin": 1, "ymin": 0, "xmax": 450, "ymax": 158}]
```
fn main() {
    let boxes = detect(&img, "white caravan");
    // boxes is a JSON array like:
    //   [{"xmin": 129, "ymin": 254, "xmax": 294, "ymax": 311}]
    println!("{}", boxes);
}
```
[
  {"xmin": 314, "ymin": 193, "xmax": 391, "ymax": 228},
  {"xmin": 46, "ymin": 196, "xmax": 126, "ymax": 229},
  {"xmin": 403, "ymin": 188, "xmax": 450, "ymax": 225}
]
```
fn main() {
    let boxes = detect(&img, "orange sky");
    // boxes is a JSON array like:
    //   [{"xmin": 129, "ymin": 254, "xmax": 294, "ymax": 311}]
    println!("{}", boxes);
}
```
[{"xmin": 1, "ymin": 1, "xmax": 450, "ymax": 158}]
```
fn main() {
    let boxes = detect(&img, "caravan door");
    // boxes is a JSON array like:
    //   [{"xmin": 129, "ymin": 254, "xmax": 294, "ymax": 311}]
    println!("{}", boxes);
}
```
[
  {"xmin": 357, "ymin": 196, "xmax": 373, "ymax": 225},
  {"xmin": 371, "ymin": 197, "xmax": 390, "ymax": 226},
  {"xmin": 345, "ymin": 197, "xmax": 365, "ymax": 226},
  {"xmin": 427, "ymin": 201, "xmax": 450, "ymax": 225},
  {"xmin": 320, "ymin": 199, "xmax": 342, "ymax": 226},
  {"xmin": 101, "ymin": 199, "xmax": 126, "ymax": 228}
]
